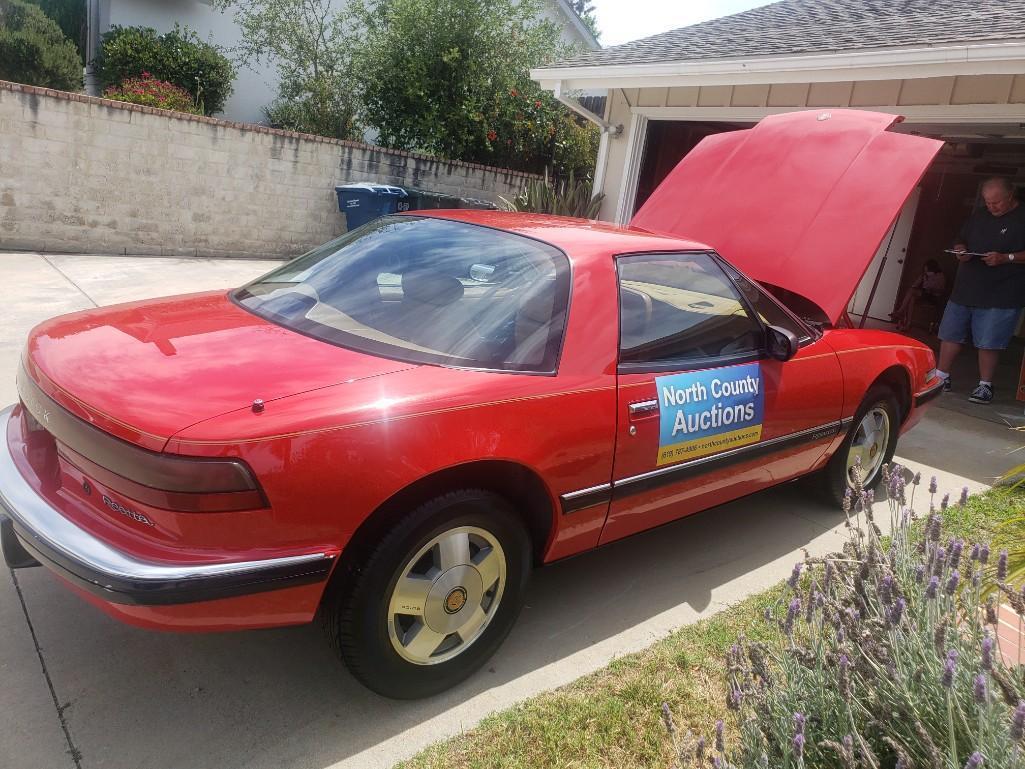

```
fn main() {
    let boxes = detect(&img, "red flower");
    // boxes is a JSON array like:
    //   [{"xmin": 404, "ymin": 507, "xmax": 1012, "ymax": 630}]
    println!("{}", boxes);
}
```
[
  {"xmin": 534, "ymin": 100, "xmax": 542, "ymax": 108},
  {"xmin": 506, "ymin": 139, "xmax": 512, "ymax": 145},
  {"xmin": 509, "ymin": 89, "xmax": 518, "ymax": 97},
  {"xmin": 487, "ymin": 130, "xmax": 497, "ymax": 141}
]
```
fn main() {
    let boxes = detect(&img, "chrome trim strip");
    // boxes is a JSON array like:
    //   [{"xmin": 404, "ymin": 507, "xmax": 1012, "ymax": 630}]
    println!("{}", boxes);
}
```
[
  {"xmin": 628, "ymin": 400, "xmax": 658, "ymax": 416},
  {"xmin": 0, "ymin": 406, "xmax": 334, "ymax": 604},
  {"xmin": 559, "ymin": 482, "xmax": 613, "ymax": 515},
  {"xmin": 614, "ymin": 419, "xmax": 846, "ymax": 490},
  {"xmin": 561, "ymin": 483, "xmax": 612, "ymax": 501}
]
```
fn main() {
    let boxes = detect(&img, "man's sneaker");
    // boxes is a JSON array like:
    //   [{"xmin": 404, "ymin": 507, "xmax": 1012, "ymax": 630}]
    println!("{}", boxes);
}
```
[
  {"xmin": 942, "ymin": 377, "xmax": 952, "ymax": 393},
  {"xmin": 968, "ymin": 383, "xmax": 993, "ymax": 404}
]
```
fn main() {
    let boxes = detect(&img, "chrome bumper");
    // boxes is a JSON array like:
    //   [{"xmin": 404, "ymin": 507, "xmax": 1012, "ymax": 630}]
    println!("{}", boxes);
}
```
[
  {"xmin": 0, "ymin": 405, "xmax": 335, "ymax": 605},
  {"xmin": 914, "ymin": 378, "xmax": 944, "ymax": 408}
]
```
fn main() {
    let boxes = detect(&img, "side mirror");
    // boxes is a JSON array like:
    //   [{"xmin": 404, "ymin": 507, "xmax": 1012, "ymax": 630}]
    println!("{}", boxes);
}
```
[{"xmin": 766, "ymin": 325, "xmax": 799, "ymax": 362}]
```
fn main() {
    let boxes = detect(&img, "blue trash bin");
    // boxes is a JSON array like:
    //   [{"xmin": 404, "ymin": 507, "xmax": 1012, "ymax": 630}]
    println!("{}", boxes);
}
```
[{"xmin": 334, "ymin": 183, "xmax": 408, "ymax": 230}]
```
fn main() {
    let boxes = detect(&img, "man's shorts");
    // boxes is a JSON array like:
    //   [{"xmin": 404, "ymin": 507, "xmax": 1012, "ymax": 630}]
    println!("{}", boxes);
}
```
[{"xmin": 937, "ymin": 301, "xmax": 1022, "ymax": 350}]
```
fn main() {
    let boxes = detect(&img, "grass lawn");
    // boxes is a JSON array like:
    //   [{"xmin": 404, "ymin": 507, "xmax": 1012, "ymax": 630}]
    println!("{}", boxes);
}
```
[{"xmin": 398, "ymin": 486, "xmax": 1025, "ymax": 769}]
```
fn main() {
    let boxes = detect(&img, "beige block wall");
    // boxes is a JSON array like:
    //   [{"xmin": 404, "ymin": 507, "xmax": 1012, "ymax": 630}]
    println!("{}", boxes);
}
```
[{"xmin": 0, "ymin": 81, "xmax": 538, "ymax": 258}]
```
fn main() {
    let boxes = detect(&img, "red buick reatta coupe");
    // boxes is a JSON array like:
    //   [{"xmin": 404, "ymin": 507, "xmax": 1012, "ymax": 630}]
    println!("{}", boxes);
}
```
[{"xmin": 1, "ymin": 110, "xmax": 944, "ymax": 697}]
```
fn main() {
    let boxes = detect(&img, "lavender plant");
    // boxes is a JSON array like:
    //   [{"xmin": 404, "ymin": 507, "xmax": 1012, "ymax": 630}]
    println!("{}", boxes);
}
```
[{"xmin": 664, "ymin": 464, "xmax": 1025, "ymax": 769}]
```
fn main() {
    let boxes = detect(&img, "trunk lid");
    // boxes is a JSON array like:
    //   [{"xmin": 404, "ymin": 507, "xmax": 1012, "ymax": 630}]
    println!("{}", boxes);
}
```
[
  {"xmin": 23, "ymin": 291, "xmax": 415, "ymax": 450},
  {"xmin": 630, "ymin": 110, "xmax": 944, "ymax": 324}
]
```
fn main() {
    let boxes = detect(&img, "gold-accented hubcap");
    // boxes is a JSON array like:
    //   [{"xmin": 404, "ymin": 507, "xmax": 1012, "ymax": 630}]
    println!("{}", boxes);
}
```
[{"xmin": 445, "ymin": 587, "xmax": 467, "ymax": 614}]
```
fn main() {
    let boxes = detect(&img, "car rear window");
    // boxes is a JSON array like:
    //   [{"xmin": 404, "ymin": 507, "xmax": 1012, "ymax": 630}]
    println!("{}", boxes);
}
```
[{"xmin": 234, "ymin": 216, "xmax": 571, "ymax": 373}]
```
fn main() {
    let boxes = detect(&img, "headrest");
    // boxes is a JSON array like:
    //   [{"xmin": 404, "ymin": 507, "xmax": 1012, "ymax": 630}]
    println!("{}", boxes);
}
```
[
  {"xmin": 401, "ymin": 270, "xmax": 464, "ymax": 306},
  {"xmin": 518, "ymin": 280, "xmax": 556, "ymax": 325}
]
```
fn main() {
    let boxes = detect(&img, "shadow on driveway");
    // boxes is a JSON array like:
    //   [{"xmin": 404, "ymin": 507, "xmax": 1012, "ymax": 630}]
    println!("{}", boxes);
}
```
[{"xmin": 14, "ymin": 482, "xmax": 845, "ymax": 769}]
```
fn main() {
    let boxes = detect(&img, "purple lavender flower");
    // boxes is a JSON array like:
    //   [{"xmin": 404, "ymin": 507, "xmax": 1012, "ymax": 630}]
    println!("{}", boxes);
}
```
[
  {"xmin": 941, "ymin": 492, "xmax": 950, "ymax": 511},
  {"xmin": 714, "ymin": 719, "xmax": 724, "ymax": 752},
  {"xmin": 914, "ymin": 564, "xmax": 926, "ymax": 584},
  {"xmin": 865, "ymin": 489, "xmax": 874, "ymax": 506},
  {"xmin": 926, "ymin": 575, "xmax": 939, "ymax": 599},
  {"xmin": 980, "ymin": 543, "xmax": 990, "ymax": 565},
  {"xmin": 661, "ymin": 702, "xmax": 674, "ymax": 735},
  {"xmin": 1012, "ymin": 700, "xmax": 1025, "ymax": 741},
  {"xmin": 787, "ymin": 562, "xmax": 802, "ymax": 589},
  {"xmin": 824, "ymin": 560, "xmax": 834, "ymax": 591},
  {"xmin": 982, "ymin": 633, "xmax": 993, "ymax": 671},
  {"xmin": 929, "ymin": 475, "xmax": 938, "ymax": 494},
  {"xmin": 974, "ymin": 673, "xmax": 988, "ymax": 704},
  {"xmin": 727, "ymin": 686, "xmax": 743, "ymax": 711},
  {"xmin": 998, "ymin": 550, "xmax": 1009, "ymax": 582},
  {"xmin": 764, "ymin": 607, "xmax": 773, "ymax": 622},
  {"xmin": 960, "ymin": 486, "xmax": 969, "ymax": 506},
  {"xmin": 896, "ymin": 758, "xmax": 908, "ymax": 769},
  {"xmin": 970, "ymin": 543, "xmax": 981, "ymax": 562},
  {"xmin": 934, "ymin": 547, "xmax": 947, "ymax": 577},
  {"xmin": 950, "ymin": 539, "xmax": 964, "ymax": 571},
  {"xmin": 792, "ymin": 733, "xmax": 805, "ymax": 758},
  {"xmin": 695, "ymin": 736, "xmax": 705, "ymax": 762},
  {"xmin": 964, "ymin": 752, "xmax": 984, "ymax": 769},
  {"xmin": 973, "ymin": 570, "xmax": 982, "ymax": 588},
  {"xmin": 839, "ymin": 653, "xmax": 851, "ymax": 696},
  {"xmin": 901, "ymin": 507, "xmax": 911, "ymax": 529},
  {"xmin": 880, "ymin": 573, "xmax": 894, "ymax": 605},
  {"xmin": 913, "ymin": 471, "xmax": 921, "ymax": 486},
  {"xmin": 946, "ymin": 570, "xmax": 960, "ymax": 595},
  {"xmin": 927, "ymin": 513, "xmax": 942, "ymax": 542},
  {"xmin": 941, "ymin": 649, "xmax": 958, "ymax": 688},
  {"xmin": 888, "ymin": 597, "xmax": 906, "ymax": 627},
  {"xmin": 784, "ymin": 597, "xmax": 801, "ymax": 635}
]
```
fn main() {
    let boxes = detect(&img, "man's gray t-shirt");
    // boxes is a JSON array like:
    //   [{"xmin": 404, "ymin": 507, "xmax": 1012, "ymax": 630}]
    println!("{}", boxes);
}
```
[{"xmin": 951, "ymin": 203, "xmax": 1025, "ymax": 309}]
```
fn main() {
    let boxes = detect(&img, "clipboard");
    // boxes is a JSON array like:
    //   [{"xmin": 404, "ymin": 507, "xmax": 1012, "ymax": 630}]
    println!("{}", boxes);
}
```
[{"xmin": 943, "ymin": 249, "xmax": 989, "ymax": 257}]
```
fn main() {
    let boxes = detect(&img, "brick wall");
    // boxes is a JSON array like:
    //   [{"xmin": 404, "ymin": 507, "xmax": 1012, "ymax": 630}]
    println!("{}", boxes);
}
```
[{"xmin": 0, "ymin": 81, "xmax": 538, "ymax": 258}]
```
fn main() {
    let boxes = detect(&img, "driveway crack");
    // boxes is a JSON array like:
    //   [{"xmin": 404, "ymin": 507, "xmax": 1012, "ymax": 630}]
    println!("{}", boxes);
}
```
[
  {"xmin": 9, "ymin": 569, "xmax": 83, "ymax": 768},
  {"xmin": 40, "ymin": 255, "xmax": 98, "ymax": 309}
]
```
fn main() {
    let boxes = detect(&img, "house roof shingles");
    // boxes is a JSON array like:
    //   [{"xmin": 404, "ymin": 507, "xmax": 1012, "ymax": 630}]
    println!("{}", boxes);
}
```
[{"xmin": 551, "ymin": 0, "xmax": 1025, "ymax": 68}]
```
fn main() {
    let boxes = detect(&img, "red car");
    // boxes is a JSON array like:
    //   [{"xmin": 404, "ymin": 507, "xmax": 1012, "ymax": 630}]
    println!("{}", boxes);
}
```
[{"xmin": 1, "ymin": 110, "xmax": 944, "ymax": 698}]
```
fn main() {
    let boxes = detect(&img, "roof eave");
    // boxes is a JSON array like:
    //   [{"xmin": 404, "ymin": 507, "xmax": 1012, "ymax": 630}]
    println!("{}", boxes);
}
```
[{"xmin": 531, "ymin": 40, "xmax": 1025, "ymax": 91}]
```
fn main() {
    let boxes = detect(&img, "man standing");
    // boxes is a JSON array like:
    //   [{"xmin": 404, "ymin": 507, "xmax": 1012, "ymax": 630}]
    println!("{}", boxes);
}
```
[{"xmin": 936, "ymin": 177, "xmax": 1025, "ymax": 404}]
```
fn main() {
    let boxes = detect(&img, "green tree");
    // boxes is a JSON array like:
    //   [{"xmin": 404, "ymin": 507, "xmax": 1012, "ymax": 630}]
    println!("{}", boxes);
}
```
[
  {"xmin": 567, "ymin": 0, "xmax": 599, "ymax": 41},
  {"xmin": 24, "ymin": 0, "xmax": 86, "ymax": 62},
  {"xmin": 93, "ymin": 25, "xmax": 235, "ymax": 115},
  {"xmin": 0, "ymin": 0, "xmax": 82, "ymax": 90},
  {"xmin": 211, "ymin": 0, "xmax": 360, "ymax": 140},
  {"xmin": 353, "ymin": 0, "xmax": 579, "ymax": 174}
]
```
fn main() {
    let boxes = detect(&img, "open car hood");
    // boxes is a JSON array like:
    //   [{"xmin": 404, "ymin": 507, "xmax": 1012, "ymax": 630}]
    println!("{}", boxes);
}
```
[{"xmin": 630, "ymin": 110, "xmax": 943, "ymax": 325}]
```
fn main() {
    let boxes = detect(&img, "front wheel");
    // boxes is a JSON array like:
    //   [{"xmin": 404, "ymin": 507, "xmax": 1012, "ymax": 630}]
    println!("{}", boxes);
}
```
[
  {"xmin": 324, "ymin": 489, "xmax": 531, "ymax": 699},
  {"xmin": 818, "ymin": 386, "xmax": 900, "ymax": 508}
]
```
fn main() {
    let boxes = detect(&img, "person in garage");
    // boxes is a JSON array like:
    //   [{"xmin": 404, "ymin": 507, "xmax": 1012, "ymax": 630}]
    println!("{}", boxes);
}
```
[{"xmin": 935, "ymin": 177, "xmax": 1025, "ymax": 404}]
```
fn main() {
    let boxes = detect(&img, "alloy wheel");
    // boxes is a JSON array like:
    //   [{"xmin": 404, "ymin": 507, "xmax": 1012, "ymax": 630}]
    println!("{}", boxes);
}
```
[
  {"xmin": 387, "ymin": 526, "xmax": 506, "ymax": 666},
  {"xmin": 846, "ymin": 406, "xmax": 890, "ymax": 489}
]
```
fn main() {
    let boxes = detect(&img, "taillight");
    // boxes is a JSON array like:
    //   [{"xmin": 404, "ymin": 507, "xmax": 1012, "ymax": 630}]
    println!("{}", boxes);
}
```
[{"xmin": 18, "ymin": 369, "xmax": 266, "ymax": 513}]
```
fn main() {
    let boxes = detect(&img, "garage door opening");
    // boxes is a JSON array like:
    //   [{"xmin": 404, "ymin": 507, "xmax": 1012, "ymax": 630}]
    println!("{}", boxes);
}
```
[{"xmin": 632, "ymin": 119, "xmax": 1025, "ymax": 423}]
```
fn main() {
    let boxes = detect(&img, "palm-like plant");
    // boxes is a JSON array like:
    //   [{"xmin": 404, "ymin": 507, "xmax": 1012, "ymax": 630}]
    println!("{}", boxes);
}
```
[{"xmin": 501, "ymin": 170, "xmax": 604, "ymax": 219}]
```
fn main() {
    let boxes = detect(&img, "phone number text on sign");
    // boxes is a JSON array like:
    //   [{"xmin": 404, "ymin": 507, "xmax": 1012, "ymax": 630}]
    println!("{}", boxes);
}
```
[{"xmin": 655, "ymin": 363, "xmax": 764, "ymax": 466}]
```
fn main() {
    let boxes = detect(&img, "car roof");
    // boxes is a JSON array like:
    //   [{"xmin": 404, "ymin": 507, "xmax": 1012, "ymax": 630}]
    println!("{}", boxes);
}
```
[{"xmin": 409, "ymin": 209, "xmax": 712, "ymax": 262}]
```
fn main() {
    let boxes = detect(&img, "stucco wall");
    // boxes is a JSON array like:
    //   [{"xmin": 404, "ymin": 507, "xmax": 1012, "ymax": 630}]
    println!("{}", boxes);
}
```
[{"xmin": 0, "ymin": 80, "xmax": 538, "ymax": 258}]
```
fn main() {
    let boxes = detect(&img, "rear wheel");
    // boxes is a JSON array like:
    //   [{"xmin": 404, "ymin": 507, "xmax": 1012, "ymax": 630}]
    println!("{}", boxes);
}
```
[
  {"xmin": 324, "ymin": 489, "xmax": 531, "ymax": 699},
  {"xmin": 819, "ymin": 386, "xmax": 900, "ymax": 508}
]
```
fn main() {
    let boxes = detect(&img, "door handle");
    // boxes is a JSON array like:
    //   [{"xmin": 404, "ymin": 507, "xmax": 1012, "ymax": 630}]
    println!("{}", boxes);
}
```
[{"xmin": 628, "ymin": 400, "xmax": 658, "ymax": 417}]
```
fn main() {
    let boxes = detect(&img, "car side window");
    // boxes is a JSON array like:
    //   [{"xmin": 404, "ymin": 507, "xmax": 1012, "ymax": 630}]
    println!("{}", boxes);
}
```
[
  {"xmin": 618, "ymin": 252, "xmax": 763, "ymax": 366},
  {"xmin": 718, "ymin": 261, "xmax": 812, "ymax": 342}
]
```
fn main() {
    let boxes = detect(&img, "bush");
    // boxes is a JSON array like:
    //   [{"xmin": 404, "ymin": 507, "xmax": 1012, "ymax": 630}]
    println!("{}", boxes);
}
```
[
  {"xmin": 102, "ymin": 72, "xmax": 202, "ymax": 114},
  {"xmin": 0, "ymin": 0, "xmax": 82, "ymax": 90},
  {"xmin": 663, "ymin": 466, "xmax": 1025, "ymax": 768},
  {"xmin": 263, "ymin": 74, "xmax": 359, "ymax": 140},
  {"xmin": 501, "ymin": 170, "xmax": 603, "ymax": 219},
  {"xmin": 24, "ymin": 0, "xmax": 86, "ymax": 62},
  {"xmin": 93, "ymin": 25, "xmax": 235, "ymax": 115}
]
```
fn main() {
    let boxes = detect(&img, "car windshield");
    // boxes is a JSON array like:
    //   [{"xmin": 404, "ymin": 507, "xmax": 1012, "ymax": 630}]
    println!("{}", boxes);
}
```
[{"xmin": 234, "ymin": 216, "xmax": 571, "ymax": 373}]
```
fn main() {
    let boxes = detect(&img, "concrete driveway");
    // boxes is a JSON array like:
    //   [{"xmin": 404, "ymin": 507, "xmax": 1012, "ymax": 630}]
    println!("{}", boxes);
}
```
[{"xmin": 0, "ymin": 252, "xmax": 1020, "ymax": 769}]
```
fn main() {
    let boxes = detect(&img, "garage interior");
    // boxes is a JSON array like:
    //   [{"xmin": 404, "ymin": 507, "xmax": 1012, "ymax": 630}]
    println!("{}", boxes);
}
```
[{"xmin": 632, "ymin": 119, "xmax": 1025, "ymax": 426}]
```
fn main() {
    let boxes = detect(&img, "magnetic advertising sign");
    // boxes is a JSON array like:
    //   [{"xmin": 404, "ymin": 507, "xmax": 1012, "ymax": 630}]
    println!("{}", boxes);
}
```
[{"xmin": 655, "ymin": 363, "xmax": 764, "ymax": 466}]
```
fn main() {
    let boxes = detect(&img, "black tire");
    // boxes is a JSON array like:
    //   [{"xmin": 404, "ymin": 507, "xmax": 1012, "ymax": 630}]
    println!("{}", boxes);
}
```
[
  {"xmin": 818, "ymin": 385, "xmax": 900, "ymax": 508},
  {"xmin": 323, "ymin": 489, "xmax": 531, "ymax": 699}
]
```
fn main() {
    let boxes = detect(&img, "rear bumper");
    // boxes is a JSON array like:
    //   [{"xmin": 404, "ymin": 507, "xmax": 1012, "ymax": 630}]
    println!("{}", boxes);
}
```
[{"xmin": 0, "ymin": 405, "xmax": 335, "ymax": 608}]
